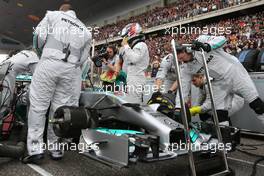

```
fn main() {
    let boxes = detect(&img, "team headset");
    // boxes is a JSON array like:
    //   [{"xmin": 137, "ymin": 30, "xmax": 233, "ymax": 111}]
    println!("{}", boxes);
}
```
[
  {"xmin": 176, "ymin": 44, "xmax": 193, "ymax": 54},
  {"xmin": 186, "ymin": 46, "xmax": 193, "ymax": 53}
]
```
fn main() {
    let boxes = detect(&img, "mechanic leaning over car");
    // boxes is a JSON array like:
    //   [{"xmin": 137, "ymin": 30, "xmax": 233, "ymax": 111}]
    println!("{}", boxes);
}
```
[
  {"xmin": 23, "ymin": 4, "xmax": 92, "ymax": 164},
  {"xmin": 119, "ymin": 23, "xmax": 150, "ymax": 104},
  {"xmin": 0, "ymin": 49, "xmax": 39, "ymax": 118},
  {"xmin": 191, "ymin": 73, "xmax": 245, "ymax": 126},
  {"xmin": 174, "ymin": 35, "xmax": 264, "ymax": 125}
]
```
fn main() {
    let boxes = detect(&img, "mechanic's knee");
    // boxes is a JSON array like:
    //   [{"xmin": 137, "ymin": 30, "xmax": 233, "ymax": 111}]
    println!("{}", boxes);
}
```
[
  {"xmin": 216, "ymin": 110, "xmax": 229, "ymax": 123},
  {"xmin": 249, "ymin": 97, "xmax": 264, "ymax": 115},
  {"xmin": 199, "ymin": 113, "xmax": 211, "ymax": 122}
]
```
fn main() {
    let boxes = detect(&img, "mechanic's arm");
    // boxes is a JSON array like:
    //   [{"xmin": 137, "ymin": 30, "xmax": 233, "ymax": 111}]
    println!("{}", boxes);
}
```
[
  {"xmin": 155, "ymin": 57, "xmax": 170, "ymax": 90},
  {"xmin": 175, "ymin": 65, "xmax": 192, "ymax": 108},
  {"xmin": 79, "ymin": 35, "xmax": 92, "ymax": 67},
  {"xmin": 198, "ymin": 85, "xmax": 212, "ymax": 113},
  {"xmin": 190, "ymin": 85, "xmax": 211, "ymax": 116},
  {"xmin": 81, "ymin": 59, "xmax": 91, "ymax": 80},
  {"xmin": 155, "ymin": 79, "xmax": 163, "ymax": 91},
  {"xmin": 119, "ymin": 41, "xmax": 145, "ymax": 64},
  {"xmin": 168, "ymin": 81, "xmax": 178, "ymax": 92},
  {"xmin": 33, "ymin": 11, "xmax": 51, "ymax": 50},
  {"xmin": 197, "ymin": 88, "xmax": 206, "ymax": 106},
  {"xmin": 28, "ymin": 63, "xmax": 38, "ymax": 75}
]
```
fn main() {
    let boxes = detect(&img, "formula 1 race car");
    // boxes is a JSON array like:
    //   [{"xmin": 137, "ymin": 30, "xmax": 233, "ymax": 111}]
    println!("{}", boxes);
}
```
[
  {"xmin": 0, "ymin": 61, "xmax": 239, "ymax": 175},
  {"xmin": 52, "ymin": 90, "xmax": 240, "ymax": 175}
]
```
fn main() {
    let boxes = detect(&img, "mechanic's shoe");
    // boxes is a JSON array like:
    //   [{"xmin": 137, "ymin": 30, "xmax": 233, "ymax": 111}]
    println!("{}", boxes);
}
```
[
  {"xmin": 22, "ymin": 154, "xmax": 44, "ymax": 164},
  {"xmin": 49, "ymin": 150, "xmax": 64, "ymax": 160}
]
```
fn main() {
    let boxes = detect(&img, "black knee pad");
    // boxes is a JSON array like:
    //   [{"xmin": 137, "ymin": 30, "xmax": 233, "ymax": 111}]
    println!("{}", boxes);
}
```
[
  {"xmin": 249, "ymin": 97, "xmax": 264, "ymax": 115},
  {"xmin": 199, "ymin": 110, "xmax": 229, "ymax": 123},
  {"xmin": 216, "ymin": 110, "xmax": 229, "ymax": 123},
  {"xmin": 199, "ymin": 113, "xmax": 211, "ymax": 122}
]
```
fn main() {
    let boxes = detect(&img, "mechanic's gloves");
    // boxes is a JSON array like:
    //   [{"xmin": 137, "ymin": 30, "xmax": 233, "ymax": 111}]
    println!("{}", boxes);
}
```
[
  {"xmin": 189, "ymin": 106, "xmax": 202, "ymax": 116},
  {"xmin": 249, "ymin": 97, "xmax": 264, "ymax": 115},
  {"xmin": 192, "ymin": 41, "xmax": 211, "ymax": 52}
]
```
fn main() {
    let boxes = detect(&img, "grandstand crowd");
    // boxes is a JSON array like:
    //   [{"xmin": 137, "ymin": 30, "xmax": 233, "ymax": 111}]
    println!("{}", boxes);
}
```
[
  {"xmin": 93, "ymin": 0, "xmax": 263, "ymax": 78},
  {"xmin": 95, "ymin": 0, "xmax": 251, "ymax": 41},
  {"xmin": 146, "ymin": 11, "xmax": 264, "ymax": 63}
]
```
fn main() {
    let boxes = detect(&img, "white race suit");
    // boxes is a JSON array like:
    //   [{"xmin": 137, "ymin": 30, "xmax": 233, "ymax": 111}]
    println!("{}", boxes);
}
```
[
  {"xmin": 176, "ymin": 35, "xmax": 259, "ymax": 117},
  {"xmin": 27, "ymin": 10, "xmax": 92, "ymax": 155},
  {"xmin": 119, "ymin": 40, "xmax": 150, "ymax": 104}
]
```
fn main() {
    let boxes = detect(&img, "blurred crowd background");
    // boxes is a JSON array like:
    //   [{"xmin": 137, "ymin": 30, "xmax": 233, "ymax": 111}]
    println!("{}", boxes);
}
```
[
  {"xmin": 93, "ymin": 0, "xmax": 264, "ymax": 79},
  {"xmin": 95, "ymin": 0, "xmax": 252, "ymax": 41}
]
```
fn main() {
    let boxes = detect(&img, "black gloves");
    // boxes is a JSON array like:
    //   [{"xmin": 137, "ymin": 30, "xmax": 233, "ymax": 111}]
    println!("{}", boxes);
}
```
[
  {"xmin": 249, "ymin": 97, "xmax": 264, "ymax": 115},
  {"xmin": 192, "ymin": 41, "xmax": 211, "ymax": 52}
]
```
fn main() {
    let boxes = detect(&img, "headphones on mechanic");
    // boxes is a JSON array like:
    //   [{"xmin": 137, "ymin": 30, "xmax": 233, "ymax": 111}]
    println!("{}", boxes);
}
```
[
  {"xmin": 176, "ymin": 45, "xmax": 193, "ymax": 54},
  {"xmin": 185, "ymin": 46, "xmax": 193, "ymax": 53}
]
